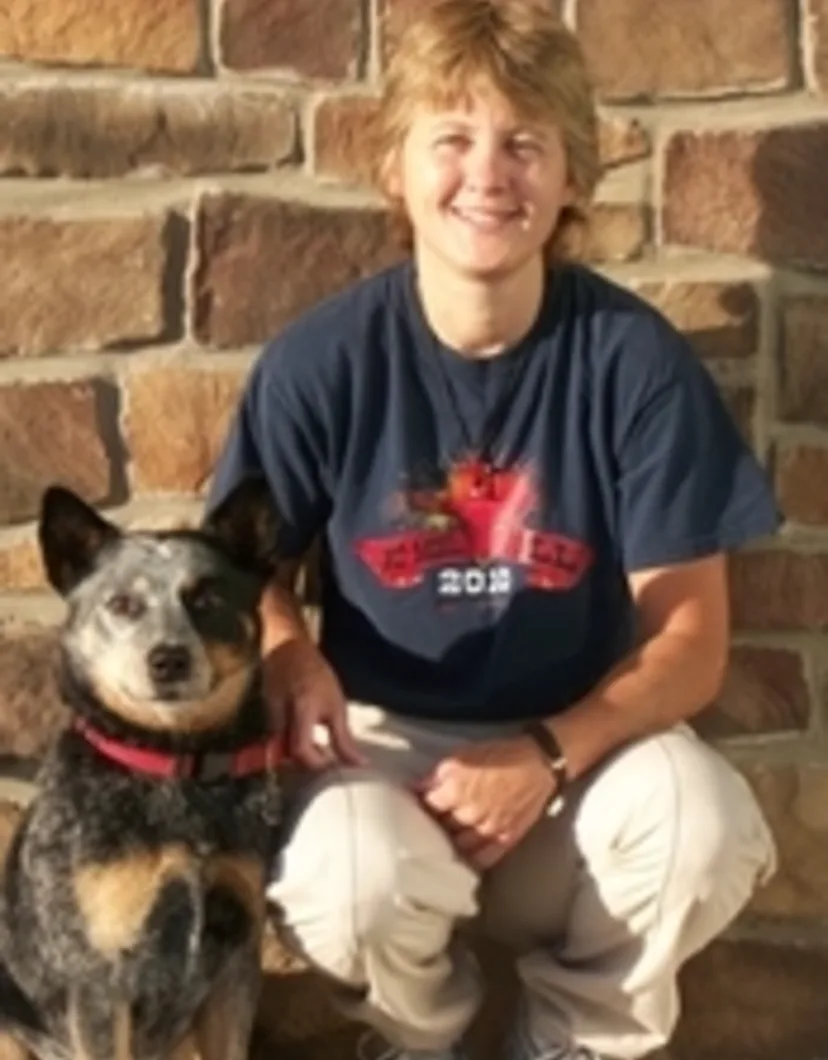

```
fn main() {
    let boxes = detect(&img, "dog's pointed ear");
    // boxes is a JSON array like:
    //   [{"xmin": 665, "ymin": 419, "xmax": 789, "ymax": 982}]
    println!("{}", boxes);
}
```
[
  {"xmin": 202, "ymin": 476, "xmax": 282, "ymax": 576},
  {"xmin": 38, "ymin": 487, "xmax": 121, "ymax": 596}
]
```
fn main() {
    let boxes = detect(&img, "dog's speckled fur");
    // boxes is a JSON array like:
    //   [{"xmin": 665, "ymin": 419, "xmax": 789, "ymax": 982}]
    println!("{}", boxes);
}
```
[{"xmin": 0, "ymin": 478, "xmax": 283, "ymax": 1060}]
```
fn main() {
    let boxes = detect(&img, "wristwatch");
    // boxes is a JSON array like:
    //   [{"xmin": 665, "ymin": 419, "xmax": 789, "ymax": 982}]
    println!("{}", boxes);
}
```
[{"xmin": 523, "ymin": 720, "xmax": 568, "ymax": 816}]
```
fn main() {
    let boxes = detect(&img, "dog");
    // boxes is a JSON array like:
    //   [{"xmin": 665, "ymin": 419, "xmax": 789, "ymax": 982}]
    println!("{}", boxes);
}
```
[{"xmin": 0, "ymin": 477, "xmax": 284, "ymax": 1060}]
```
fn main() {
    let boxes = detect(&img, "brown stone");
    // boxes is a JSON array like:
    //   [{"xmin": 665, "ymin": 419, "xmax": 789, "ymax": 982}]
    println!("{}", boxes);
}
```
[
  {"xmin": 0, "ymin": 380, "xmax": 113, "ymax": 526},
  {"xmin": 0, "ymin": 626, "xmax": 63, "ymax": 757},
  {"xmin": 672, "ymin": 937, "xmax": 828, "ymax": 1060},
  {"xmin": 637, "ymin": 281, "xmax": 759, "ymax": 359},
  {"xmin": 778, "ymin": 296, "xmax": 828, "ymax": 425},
  {"xmin": 730, "ymin": 551, "xmax": 828, "ymax": 631},
  {"xmin": 126, "ymin": 367, "xmax": 248, "ymax": 495},
  {"xmin": 0, "ymin": 0, "xmax": 200, "ymax": 74},
  {"xmin": 0, "ymin": 215, "xmax": 180, "ymax": 357},
  {"xmin": 220, "ymin": 0, "xmax": 362, "ymax": 78},
  {"xmin": 313, "ymin": 94, "xmax": 381, "ymax": 184},
  {"xmin": 807, "ymin": 0, "xmax": 828, "ymax": 93},
  {"xmin": 579, "ymin": 203, "xmax": 649, "ymax": 263},
  {"xmin": 579, "ymin": 0, "xmax": 792, "ymax": 99},
  {"xmin": 598, "ymin": 117, "xmax": 650, "ymax": 168},
  {"xmin": 775, "ymin": 444, "xmax": 828, "ymax": 526},
  {"xmin": 697, "ymin": 645, "xmax": 810, "ymax": 739},
  {"xmin": 0, "ymin": 85, "xmax": 295, "ymax": 179},
  {"xmin": 663, "ymin": 124, "xmax": 828, "ymax": 269},
  {"xmin": 193, "ymin": 195, "xmax": 402, "ymax": 348},
  {"xmin": 0, "ymin": 537, "xmax": 45, "ymax": 591},
  {"xmin": 744, "ymin": 763, "xmax": 828, "ymax": 918}
]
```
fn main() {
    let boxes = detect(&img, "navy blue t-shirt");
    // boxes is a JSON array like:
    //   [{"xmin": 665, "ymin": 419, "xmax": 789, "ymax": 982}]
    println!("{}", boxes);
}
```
[{"xmin": 209, "ymin": 262, "xmax": 781, "ymax": 723}]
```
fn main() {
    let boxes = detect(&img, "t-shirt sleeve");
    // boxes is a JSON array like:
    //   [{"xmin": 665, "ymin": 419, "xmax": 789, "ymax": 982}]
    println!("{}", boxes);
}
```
[
  {"xmin": 207, "ymin": 350, "xmax": 333, "ymax": 559},
  {"xmin": 614, "ymin": 319, "xmax": 782, "ymax": 571}
]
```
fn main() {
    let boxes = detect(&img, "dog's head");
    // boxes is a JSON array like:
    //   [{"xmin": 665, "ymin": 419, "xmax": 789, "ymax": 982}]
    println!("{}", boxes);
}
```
[{"xmin": 38, "ymin": 478, "xmax": 281, "ymax": 736}]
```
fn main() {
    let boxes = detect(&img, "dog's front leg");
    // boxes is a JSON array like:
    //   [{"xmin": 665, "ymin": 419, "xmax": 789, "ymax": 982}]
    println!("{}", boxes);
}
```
[
  {"xmin": 68, "ymin": 985, "xmax": 131, "ymax": 1060},
  {"xmin": 192, "ymin": 943, "xmax": 261, "ymax": 1060}
]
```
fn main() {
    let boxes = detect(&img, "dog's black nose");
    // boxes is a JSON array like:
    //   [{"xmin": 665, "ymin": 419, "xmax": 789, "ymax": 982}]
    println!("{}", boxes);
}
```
[{"xmin": 147, "ymin": 644, "xmax": 192, "ymax": 684}]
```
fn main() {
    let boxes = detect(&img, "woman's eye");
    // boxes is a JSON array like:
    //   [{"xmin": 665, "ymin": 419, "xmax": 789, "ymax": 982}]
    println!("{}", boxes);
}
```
[{"xmin": 106, "ymin": 593, "xmax": 144, "ymax": 620}]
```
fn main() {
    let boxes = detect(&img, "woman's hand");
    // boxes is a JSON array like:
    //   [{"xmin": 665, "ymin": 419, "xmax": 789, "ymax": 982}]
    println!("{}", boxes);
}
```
[
  {"xmin": 415, "ymin": 735, "xmax": 557, "ymax": 870},
  {"xmin": 262, "ymin": 638, "xmax": 365, "ymax": 770}
]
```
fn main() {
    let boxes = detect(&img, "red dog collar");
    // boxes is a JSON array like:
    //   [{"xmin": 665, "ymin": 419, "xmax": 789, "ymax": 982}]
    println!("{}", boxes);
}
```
[{"xmin": 74, "ymin": 718, "xmax": 285, "ymax": 780}]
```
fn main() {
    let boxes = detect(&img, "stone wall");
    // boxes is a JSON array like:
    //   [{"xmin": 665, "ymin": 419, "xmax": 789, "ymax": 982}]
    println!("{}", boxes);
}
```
[{"xmin": 0, "ymin": 0, "xmax": 827, "ymax": 1055}]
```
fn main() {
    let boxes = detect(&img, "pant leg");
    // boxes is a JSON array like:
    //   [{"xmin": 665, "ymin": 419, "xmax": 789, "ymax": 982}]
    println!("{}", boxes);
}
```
[
  {"xmin": 266, "ymin": 707, "xmax": 485, "ymax": 1051},
  {"xmin": 480, "ymin": 726, "xmax": 777, "ymax": 1060}
]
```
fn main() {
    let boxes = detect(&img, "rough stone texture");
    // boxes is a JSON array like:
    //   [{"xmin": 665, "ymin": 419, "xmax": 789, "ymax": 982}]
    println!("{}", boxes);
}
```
[
  {"xmin": 663, "ymin": 125, "xmax": 828, "ymax": 270},
  {"xmin": 697, "ymin": 645, "xmax": 810, "ymax": 739},
  {"xmin": 746, "ymin": 763, "xmax": 828, "ymax": 918},
  {"xmin": 0, "ymin": 627, "xmax": 63, "ymax": 756},
  {"xmin": 126, "ymin": 368, "xmax": 247, "ymax": 494},
  {"xmin": 775, "ymin": 444, "xmax": 828, "ymax": 526},
  {"xmin": 0, "ymin": 86, "xmax": 295, "ymax": 179},
  {"xmin": 220, "ymin": 0, "xmax": 362, "ymax": 78},
  {"xmin": 778, "ymin": 296, "xmax": 828, "ymax": 425},
  {"xmin": 598, "ymin": 116, "xmax": 650, "ymax": 167},
  {"xmin": 730, "ymin": 551, "xmax": 828, "ymax": 632},
  {"xmin": 636, "ymin": 281, "xmax": 759, "ymax": 360},
  {"xmin": 313, "ymin": 94, "xmax": 380, "ymax": 184},
  {"xmin": 579, "ymin": 203, "xmax": 649, "ymax": 262},
  {"xmin": 193, "ymin": 195, "xmax": 402, "ymax": 348},
  {"xmin": 0, "ymin": 380, "xmax": 113, "ymax": 526},
  {"xmin": 579, "ymin": 0, "xmax": 793, "ymax": 99},
  {"xmin": 0, "ymin": 537, "xmax": 44, "ymax": 591},
  {"xmin": 0, "ymin": 215, "xmax": 180, "ymax": 357},
  {"xmin": 0, "ymin": 0, "xmax": 200, "ymax": 74},
  {"xmin": 672, "ymin": 938, "xmax": 828, "ymax": 1060},
  {"xmin": 807, "ymin": 0, "xmax": 828, "ymax": 92}
]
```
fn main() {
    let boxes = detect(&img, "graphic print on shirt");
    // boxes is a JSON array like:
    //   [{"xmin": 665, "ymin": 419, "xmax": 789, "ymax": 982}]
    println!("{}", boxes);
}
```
[{"xmin": 355, "ymin": 456, "xmax": 593, "ymax": 603}]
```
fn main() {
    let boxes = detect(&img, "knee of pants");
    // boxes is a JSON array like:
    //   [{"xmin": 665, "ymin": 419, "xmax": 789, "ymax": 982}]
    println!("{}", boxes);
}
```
[{"xmin": 268, "ymin": 769, "xmax": 479, "ymax": 981}]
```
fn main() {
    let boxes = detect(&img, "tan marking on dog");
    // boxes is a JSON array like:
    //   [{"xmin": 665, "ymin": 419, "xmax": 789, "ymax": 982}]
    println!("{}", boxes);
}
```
[
  {"xmin": 74, "ymin": 845, "xmax": 194, "ymax": 956},
  {"xmin": 0, "ymin": 1034, "xmax": 29, "ymax": 1060},
  {"xmin": 113, "ymin": 1003, "xmax": 131, "ymax": 1060},
  {"xmin": 206, "ymin": 854, "xmax": 265, "ymax": 928},
  {"xmin": 89, "ymin": 666, "xmax": 251, "ymax": 734}
]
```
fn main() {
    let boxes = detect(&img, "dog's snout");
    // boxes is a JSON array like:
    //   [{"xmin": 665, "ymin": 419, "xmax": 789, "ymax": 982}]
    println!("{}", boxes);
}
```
[{"xmin": 147, "ymin": 644, "xmax": 192, "ymax": 684}]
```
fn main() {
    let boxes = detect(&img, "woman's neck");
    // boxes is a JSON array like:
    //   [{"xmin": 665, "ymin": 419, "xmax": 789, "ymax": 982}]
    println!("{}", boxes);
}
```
[{"xmin": 414, "ymin": 252, "xmax": 546, "ymax": 359}]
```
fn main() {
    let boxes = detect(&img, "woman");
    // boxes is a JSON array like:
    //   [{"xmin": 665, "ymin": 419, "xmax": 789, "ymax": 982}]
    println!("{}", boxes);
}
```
[{"xmin": 209, "ymin": 2, "xmax": 780, "ymax": 1058}]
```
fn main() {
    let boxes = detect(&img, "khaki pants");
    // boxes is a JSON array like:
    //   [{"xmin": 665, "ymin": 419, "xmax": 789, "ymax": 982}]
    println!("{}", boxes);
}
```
[{"xmin": 267, "ymin": 705, "xmax": 777, "ymax": 1059}]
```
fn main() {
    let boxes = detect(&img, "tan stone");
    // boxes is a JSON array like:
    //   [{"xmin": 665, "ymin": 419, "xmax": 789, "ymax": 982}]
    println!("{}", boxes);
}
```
[
  {"xmin": 807, "ymin": 0, "xmax": 828, "ymax": 93},
  {"xmin": 697, "ymin": 645, "xmax": 810, "ymax": 739},
  {"xmin": 744, "ymin": 763, "xmax": 828, "ymax": 918},
  {"xmin": 636, "ymin": 281, "xmax": 759, "ymax": 359},
  {"xmin": 730, "ymin": 551, "xmax": 828, "ymax": 632},
  {"xmin": 778, "ymin": 295, "xmax": 828, "ymax": 425},
  {"xmin": 663, "ymin": 125, "xmax": 828, "ymax": 269},
  {"xmin": 0, "ymin": 215, "xmax": 176, "ymax": 357},
  {"xmin": 220, "ymin": 0, "xmax": 361, "ymax": 78},
  {"xmin": 193, "ymin": 195, "xmax": 402, "ymax": 348},
  {"xmin": 0, "ymin": 626, "xmax": 63, "ymax": 757},
  {"xmin": 673, "ymin": 937, "xmax": 828, "ymax": 1060},
  {"xmin": 0, "ymin": 0, "xmax": 200, "ymax": 74},
  {"xmin": 126, "ymin": 367, "xmax": 248, "ymax": 494},
  {"xmin": 0, "ymin": 86, "xmax": 295, "ymax": 179},
  {"xmin": 598, "ymin": 117, "xmax": 650, "ymax": 168},
  {"xmin": 0, "ymin": 381, "xmax": 113, "ymax": 526},
  {"xmin": 579, "ymin": 0, "xmax": 792, "ymax": 99},
  {"xmin": 313, "ymin": 95, "xmax": 381, "ymax": 184},
  {"xmin": 0, "ymin": 537, "xmax": 45, "ymax": 591},
  {"xmin": 579, "ymin": 203, "xmax": 648, "ymax": 263},
  {"xmin": 775, "ymin": 444, "xmax": 828, "ymax": 526}
]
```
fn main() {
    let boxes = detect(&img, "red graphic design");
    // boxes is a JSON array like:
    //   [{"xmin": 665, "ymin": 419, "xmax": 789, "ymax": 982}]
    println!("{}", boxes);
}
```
[{"xmin": 355, "ymin": 458, "xmax": 593, "ymax": 591}]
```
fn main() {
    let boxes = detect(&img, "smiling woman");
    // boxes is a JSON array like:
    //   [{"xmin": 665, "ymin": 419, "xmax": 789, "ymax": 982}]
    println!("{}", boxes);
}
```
[{"xmin": 207, "ymin": 3, "xmax": 782, "ymax": 1060}]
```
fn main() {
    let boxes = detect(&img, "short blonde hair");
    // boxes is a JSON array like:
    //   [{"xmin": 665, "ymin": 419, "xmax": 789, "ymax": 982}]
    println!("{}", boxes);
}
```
[{"xmin": 373, "ymin": 0, "xmax": 602, "ymax": 262}]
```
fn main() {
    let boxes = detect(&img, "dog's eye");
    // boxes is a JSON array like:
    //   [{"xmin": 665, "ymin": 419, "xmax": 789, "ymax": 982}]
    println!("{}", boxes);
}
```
[
  {"xmin": 189, "ymin": 586, "xmax": 224, "ymax": 613},
  {"xmin": 106, "ymin": 593, "xmax": 145, "ymax": 620}
]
